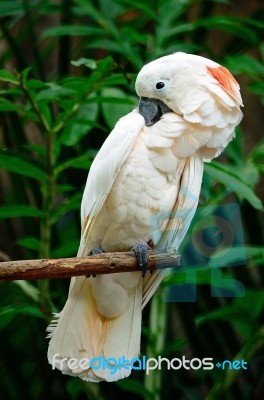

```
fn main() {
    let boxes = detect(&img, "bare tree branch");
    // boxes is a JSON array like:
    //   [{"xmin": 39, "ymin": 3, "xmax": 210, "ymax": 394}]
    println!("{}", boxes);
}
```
[{"xmin": 0, "ymin": 249, "xmax": 180, "ymax": 281}]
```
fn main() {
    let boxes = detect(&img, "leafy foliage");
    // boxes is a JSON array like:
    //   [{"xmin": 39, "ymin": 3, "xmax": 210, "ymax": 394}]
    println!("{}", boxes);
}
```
[{"xmin": 0, "ymin": 1, "xmax": 264, "ymax": 399}]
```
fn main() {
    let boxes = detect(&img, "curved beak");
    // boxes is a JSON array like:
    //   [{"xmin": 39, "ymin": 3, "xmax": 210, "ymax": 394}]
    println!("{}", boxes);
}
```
[{"xmin": 138, "ymin": 97, "xmax": 171, "ymax": 126}]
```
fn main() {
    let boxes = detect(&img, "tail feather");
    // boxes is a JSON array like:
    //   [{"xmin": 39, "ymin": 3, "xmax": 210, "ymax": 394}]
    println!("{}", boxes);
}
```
[
  {"xmin": 47, "ymin": 275, "xmax": 142, "ymax": 382},
  {"xmin": 142, "ymin": 270, "xmax": 168, "ymax": 309}
]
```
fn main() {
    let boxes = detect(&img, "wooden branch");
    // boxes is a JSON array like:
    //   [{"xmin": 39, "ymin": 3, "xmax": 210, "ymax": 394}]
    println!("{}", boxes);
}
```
[{"xmin": 0, "ymin": 249, "xmax": 181, "ymax": 281}]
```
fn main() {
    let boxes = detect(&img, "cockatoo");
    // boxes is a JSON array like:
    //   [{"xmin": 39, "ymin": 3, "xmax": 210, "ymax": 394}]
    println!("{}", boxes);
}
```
[{"xmin": 47, "ymin": 52, "xmax": 243, "ymax": 382}]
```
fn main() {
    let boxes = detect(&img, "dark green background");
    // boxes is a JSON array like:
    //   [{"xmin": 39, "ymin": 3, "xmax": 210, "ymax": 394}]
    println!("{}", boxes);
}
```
[{"xmin": 0, "ymin": 1, "xmax": 264, "ymax": 399}]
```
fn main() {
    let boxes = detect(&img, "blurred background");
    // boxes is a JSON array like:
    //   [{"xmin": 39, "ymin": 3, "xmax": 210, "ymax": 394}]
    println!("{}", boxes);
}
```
[{"xmin": 0, "ymin": 0, "xmax": 264, "ymax": 399}]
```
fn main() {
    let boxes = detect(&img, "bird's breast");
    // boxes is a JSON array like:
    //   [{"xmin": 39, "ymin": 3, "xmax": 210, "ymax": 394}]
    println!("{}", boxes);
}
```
[{"xmin": 90, "ymin": 127, "xmax": 186, "ymax": 252}]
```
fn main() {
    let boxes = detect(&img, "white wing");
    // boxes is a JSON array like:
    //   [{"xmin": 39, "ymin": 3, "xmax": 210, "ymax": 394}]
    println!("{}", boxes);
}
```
[
  {"xmin": 48, "ymin": 110, "xmax": 145, "ymax": 382},
  {"xmin": 78, "ymin": 110, "xmax": 145, "ymax": 257}
]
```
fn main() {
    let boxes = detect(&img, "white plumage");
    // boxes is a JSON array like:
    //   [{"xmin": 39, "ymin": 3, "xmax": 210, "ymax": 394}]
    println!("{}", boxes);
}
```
[{"xmin": 47, "ymin": 52, "xmax": 243, "ymax": 381}]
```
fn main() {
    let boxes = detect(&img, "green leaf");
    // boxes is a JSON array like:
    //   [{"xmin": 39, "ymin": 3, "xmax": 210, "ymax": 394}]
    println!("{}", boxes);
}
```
[
  {"xmin": 0, "ymin": 205, "xmax": 43, "ymax": 219},
  {"xmin": 101, "ymin": 88, "xmax": 137, "ymax": 129},
  {"xmin": 55, "ymin": 152, "xmax": 94, "ymax": 175},
  {"xmin": 210, "ymin": 0, "xmax": 230, "ymax": 3},
  {"xmin": 205, "ymin": 162, "xmax": 263, "ymax": 211},
  {"xmin": 158, "ymin": 0, "xmax": 192, "ymax": 21},
  {"xmin": 158, "ymin": 22, "xmax": 195, "ymax": 43},
  {"xmin": 26, "ymin": 79, "xmax": 47, "ymax": 90},
  {"xmin": 51, "ymin": 193, "xmax": 82, "ymax": 224},
  {"xmin": 0, "ymin": 153, "xmax": 46, "ymax": 183},
  {"xmin": 207, "ymin": 246, "xmax": 245, "ymax": 269},
  {"xmin": 224, "ymin": 55, "xmax": 264, "ymax": 77},
  {"xmin": 71, "ymin": 58, "xmax": 97, "ymax": 69},
  {"xmin": 41, "ymin": 25, "xmax": 103, "ymax": 38},
  {"xmin": 195, "ymin": 17, "xmax": 259, "ymax": 44},
  {"xmin": 0, "ymin": 98, "xmax": 20, "ymax": 112},
  {"xmin": 96, "ymin": 56, "xmax": 115, "ymax": 73},
  {"xmin": 208, "ymin": 246, "xmax": 264, "ymax": 268},
  {"xmin": 161, "ymin": 338, "xmax": 187, "ymax": 356},
  {"xmin": 57, "ymin": 184, "xmax": 75, "ymax": 193},
  {"xmin": 37, "ymin": 101, "xmax": 52, "ymax": 127},
  {"xmin": 59, "ymin": 77, "xmax": 92, "ymax": 92},
  {"xmin": 54, "ymin": 58, "xmax": 114, "ymax": 133},
  {"xmin": 0, "ymin": 1, "xmax": 24, "ymax": 16},
  {"xmin": 59, "ymin": 102, "xmax": 99, "ymax": 146},
  {"xmin": 162, "ymin": 267, "xmax": 245, "ymax": 298},
  {"xmin": 13, "ymin": 281, "xmax": 40, "ymax": 302},
  {"xmin": 224, "ymin": 128, "xmax": 243, "ymax": 165},
  {"xmin": 117, "ymin": 0, "xmax": 157, "ymax": 19},
  {"xmin": 196, "ymin": 306, "xmax": 250, "ymax": 326},
  {"xmin": 232, "ymin": 162, "xmax": 260, "ymax": 189},
  {"xmin": 0, "ymin": 70, "xmax": 19, "ymax": 84},
  {"xmin": 35, "ymin": 84, "xmax": 76, "ymax": 102},
  {"xmin": 23, "ymin": 145, "xmax": 46, "ymax": 158},
  {"xmin": 157, "ymin": 43, "xmax": 202, "ymax": 57},
  {"xmin": 195, "ymin": 291, "xmax": 264, "ymax": 339},
  {"xmin": 92, "ymin": 96, "xmax": 136, "ymax": 105},
  {"xmin": 21, "ymin": 66, "xmax": 33, "ymax": 81},
  {"xmin": 103, "ymin": 73, "xmax": 132, "ymax": 86},
  {"xmin": 17, "ymin": 305, "xmax": 44, "ymax": 319},
  {"xmin": 0, "ymin": 305, "xmax": 44, "ymax": 331},
  {"xmin": 66, "ymin": 378, "xmax": 84, "ymax": 400},
  {"xmin": 249, "ymin": 139, "xmax": 264, "ymax": 163},
  {"xmin": 116, "ymin": 378, "xmax": 152, "ymax": 397},
  {"xmin": 249, "ymin": 81, "xmax": 264, "ymax": 100},
  {"xmin": 74, "ymin": 0, "xmax": 119, "ymax": 35},
  {"xmin": 51, "ymin": 240, "xmax": 80, "ymax": 258},
  {"xmin": 87, "ymin": 39, "xmax": 124, "ymax": 54},
  {"xmin": 16, "ymin": 236, "xmax": 41, "ymax": 251},
  {"xmin": 0, "ymin": 306, "xmax": 18, "ymax": 330}
]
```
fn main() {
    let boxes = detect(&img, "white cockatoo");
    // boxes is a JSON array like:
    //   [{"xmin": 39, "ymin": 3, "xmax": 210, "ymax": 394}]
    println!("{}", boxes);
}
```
[{"xmin": 47, "ymin": 52, "xmax": 243, "ymax": 382}]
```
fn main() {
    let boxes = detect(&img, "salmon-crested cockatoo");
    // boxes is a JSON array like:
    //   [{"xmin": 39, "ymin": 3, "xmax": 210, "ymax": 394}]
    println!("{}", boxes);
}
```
[{"xmin": 47, "ymin": 52, "xmax": 243, "ymax": 381}]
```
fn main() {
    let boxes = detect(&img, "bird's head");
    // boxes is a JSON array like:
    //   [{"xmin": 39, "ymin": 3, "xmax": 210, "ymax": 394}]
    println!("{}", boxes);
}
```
[
  {"xmin": 135, "ymin": 56, "xmax": 176, "ymax": 126},
  {"xmin": 135, "ymin": 52, "xmax": 243, "ymax": 128}
]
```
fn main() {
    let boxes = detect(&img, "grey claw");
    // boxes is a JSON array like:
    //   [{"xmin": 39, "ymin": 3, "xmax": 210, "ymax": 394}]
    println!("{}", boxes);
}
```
[
  {"xmin": 132, "ymin": 243, "xmax": 149, "ymax": 277},
  {"xmin": 88, "ymin": 248, "xmax": 104, "ymax": 256},
  {"xmin": 86, "ymin": 248, "xmax": 104, "ymax": 278}
]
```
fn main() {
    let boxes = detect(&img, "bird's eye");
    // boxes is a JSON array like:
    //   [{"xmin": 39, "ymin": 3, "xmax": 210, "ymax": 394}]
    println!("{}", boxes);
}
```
[{"xmin": 156, "ymin": 81, "xmax": 165, "ymax": 90}]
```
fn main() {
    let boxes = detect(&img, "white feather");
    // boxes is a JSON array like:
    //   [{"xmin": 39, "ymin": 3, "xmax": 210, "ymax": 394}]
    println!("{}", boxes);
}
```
[
  {"xmin": 142, "ymin": 153, "xmax": 203, "ymax": 307},
  {"xmin": 48, "ymin": 51, "xmax": 243, "ymax": 382},
  {"xmin": 78, "ymin": 110, "xmax": 145, "ymax": 256}
]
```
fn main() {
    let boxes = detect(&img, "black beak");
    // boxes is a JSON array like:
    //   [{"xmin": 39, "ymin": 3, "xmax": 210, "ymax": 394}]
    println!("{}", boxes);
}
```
[{"xmin": 138, "ymin": 97, "xmax": 171, "ymax": 126}]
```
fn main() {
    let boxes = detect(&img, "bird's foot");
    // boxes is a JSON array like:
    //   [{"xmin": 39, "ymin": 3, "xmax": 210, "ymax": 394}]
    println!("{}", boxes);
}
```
[
  {"xmin": 89, "ymin": 248, "xmax": 104, "ymax": 256},
  {"xmin": 132, "ymin": 243, "xmax": 150, "ymax": 277},
  {"xmin": 86, "ymin": 248, "xmax": 104, "ymax": 278}
]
